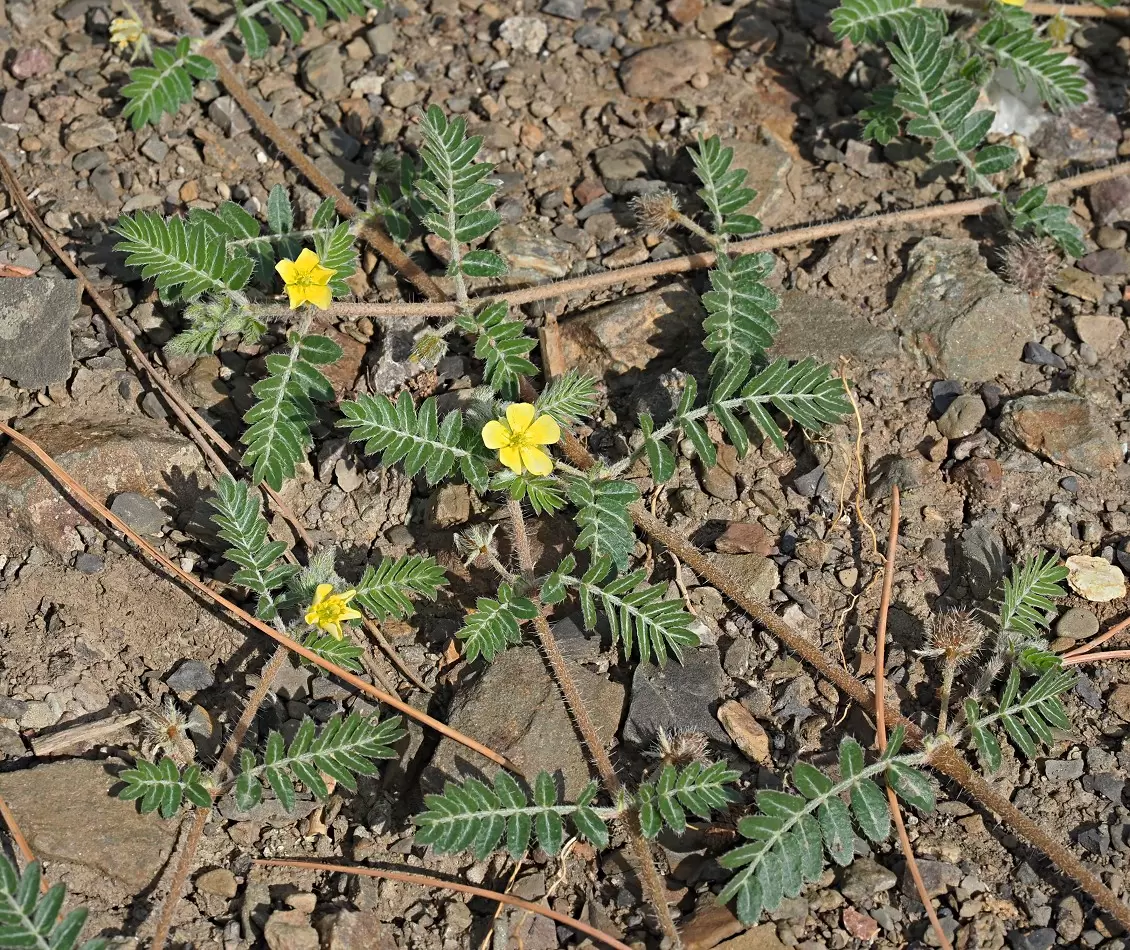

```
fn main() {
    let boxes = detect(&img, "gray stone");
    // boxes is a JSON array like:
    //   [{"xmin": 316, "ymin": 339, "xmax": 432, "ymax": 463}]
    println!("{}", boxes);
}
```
[
  {"xmin": 619, "ymin": 39, "xmax": 716, "ymax": 98},
  {"xmin": 265, "ymin": 910, "xmax": 320, "ymax": 950},
  {"xmin": 999, "ymin": 392, "xmax": 1122, "ymax": 475},
  {"xmin": 1056, "ymin": 606, "xmax": 1099, "ymax": 641},
  {"xmin": 1044, "ymin": 758, "xmax": 1084, "ymax": 782},
  {"xmin": 139, "ymin": 136, "xmax": 168, "ymax": 163},
  {"xmin": 708, "ymin": 553, "xmax": 779, "ymax": 602},
  {"xmin": 207, "ymin": 96, "xmax": 251, "ymax": 136},
  {"xmin": 840, "ymin": 858, "xmax": 898, "ymax": 903},
  {"xmin": 1090, "ymin": 176, "xmax": 1130, "ymax": 227},
  {"xmin": 891, "ymin": 237, "xmax": 1034, "ymax": 381},
  {"xmin": 383, "ymin": 79, "xmax": 420, "ymax": 109},
  {"xmin": 594, "ymin": 139, "xmax": 652, "ymax": 181},
  {"xmin": 1, "ymin": 88, "xmax": 30, "ymax": 123},
  {"xmin": 624, "ymin": 645, "xmax": 727, "ymax": 745},
  {"xmin": 0, "ymin": 697, "xmax": 29, "ymax": 720},
  {"xmin": 543, "ymin": 0, "xmax": 584, "ymax": 17},
  {"xmin": 1007, "ymin": 928, "xmax": 1056, "ymax": 950},
  {"xmin": 771, "ymin": 291, "xmax": 899, "ymax": 364},
  {"xmin": 574, "ymin": 24, "xmax": 615, "ymax": 51},
  {"xmin": 499, "ymin": 16, "xmax": 548, "ymax": 55},
  {"xmin": 903, "ymin": 859, "xmax": 960, "ymax": 898},
  {"xmin": 167, "ymin": 659, "xmax": 215, "ymax": 694},
  {"xmin": 74, "ymin": 552, "xmax": 104, "ymax": 575},
  {"xmin": 957, "ymin": 524, "xmax": 1006, "ymax": 600},
  {"xmin": 936, "ymin": 394, "xmax": 985, "ymax": 440},
  {"xmin": 423, "ymin": 646, "xmax": 624, "ymax": 800},
  {"xmin": 1031, "ymin": 105, "xmax": 1119, "ymax": 166},
  {"xmin": 723, "ymin": 137, "xmax": 794, "ymax": 228},
  {"xmin": 0, "ymin": 277, "xmax": 79, "ymax": 388},
  {"xmin": 63, "ymin": 114, "xmax": 117, "ymax": 152},
  {"xmin": 0, "ymin": 759, "xmax": 177, "ymax": 890},
  {"xmin": 300, "ymin": 45, "xmax": 345, "ymax": 99},
  {"xmin": 1022, "ymin": 340, "xmax": 1066, "ymax": 369},
  {"xmin": 428, "ymin": 483, "xmax": 471, "ymax": 527},
  {"xmin": 109, "ymin": 491, "xmax": 168, "ymax": 535},
  {"xmin": 72, "ymin": 149, "xmax": 107, "ymax": 172},
  {"xmin": 364, "ymin": 23, "xmax": 396, "ymax": 56},
  {"xmin": 489, "ymin": 225, "xmax": 573, "ymax": 285},
  {"xmin": 90, "ymin": 166, "xmax": 119, "ymax": 206}
]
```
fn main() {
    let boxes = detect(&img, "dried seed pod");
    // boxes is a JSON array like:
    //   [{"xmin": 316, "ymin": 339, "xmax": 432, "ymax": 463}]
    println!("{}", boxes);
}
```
[
  {"xmin": 922, "ymin": 609, "xmax": 987, "ymax": 667},
  {"xmin": 631, "ymin": 191, "xmax": 681, "ymax": 235},
  {"xmin": 651, "ymin": 726, "xmax": 710, "ymax": 767},
  {"xmin": 141, "ymin": 698, "xmax": 200, "ymax": 765},
  {"xmin": 1000, "ymin": 237, "xmax": 1058, "ymax": 297}
]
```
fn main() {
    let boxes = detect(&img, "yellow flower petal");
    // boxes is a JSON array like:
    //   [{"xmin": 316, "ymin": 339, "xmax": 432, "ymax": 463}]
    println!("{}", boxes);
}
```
[
  {"xmin": 520, "ymin": 446, "xmax": 553, "ymax": 476},
  {"xmin": 498, "ymin": 445, "xmax": 523, "ymax": 473},
  {"xmin": 482, "ymin": 419, "xmax": 511, "ymax": 449},
  {"xmin": 506, "ymin": 402, "xmax": 536, "ymax": 435},
  {"xmin": 294, "ymin": 248, "xmax": 322, "ymax": 273},
  {"xmin": 325, "ymin": 621, "xmax": 344, "ymax": 640},
  {"xmin": 313, "ymin": 584, "xmax": 334, "ymax": 606},
  {"xmin": 524, "ymin": 414, "xmax": 560, "ymax": 446},
  {"xmin": 276, "ymin": 258, "xmax": 299, "ymax": 284},
  {"xmin": 285, "ymin": 285, "xmax": 307, "ymax": 310},
  {"xmin": 305, "ymin": 284, "xmax": 333, "ymax": 311},
  {"xmin": 338, "ymin": 589, "xmax": 357, "ymax": 603},
  {"xmin": 998, "ymin": 0, "xmax": 1025, "ymax": 5},
  {"xmin": 304, "ymin": 609, "xmax": 319, "ymax": 625},
  {"xmin": 308, "ymin": 263, "xmax": 336, "ymax": 285},
  {"xmin": 340, "ymin": 607, "xmax": 363, "ymax": 623}
]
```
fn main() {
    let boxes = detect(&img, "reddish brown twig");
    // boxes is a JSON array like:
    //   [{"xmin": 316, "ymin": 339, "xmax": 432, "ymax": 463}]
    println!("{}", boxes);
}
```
[
  {"xmin": 253, "ymin": 859, "xmax": 634, "ymax": 950},
  {"xmin": 0, "ymin": 793, "xmax": 48, "ymax": 892},
  {"xmin": 1062, "ymin": 614, "xmax": 1130, "ymax": 660},
  {"xmin": 0, "ymin": 420, "xmax": 515, "ymax": 772},
  {"xmin": 1062, "ymin": 648, "xmax": 1130, "ymax": 665},
  {"xmin": 873, "ymin": 488, "xmax": 953, "ymax": 950}
]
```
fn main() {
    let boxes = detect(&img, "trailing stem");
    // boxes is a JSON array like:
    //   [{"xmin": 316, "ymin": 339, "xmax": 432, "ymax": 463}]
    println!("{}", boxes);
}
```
[{"xmin": 504, "ymin": 499, "xmax": 683, "ymax": 948}]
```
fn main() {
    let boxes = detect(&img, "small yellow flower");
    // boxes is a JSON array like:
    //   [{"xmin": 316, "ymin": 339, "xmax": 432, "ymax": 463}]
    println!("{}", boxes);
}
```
[
  {"xmin": 110, "ymin": 16, "xmax": 144, "ymax": 50},
  {"xmin": 481, "ymin": 403, "xmax": 560, "ymax": 476},
  {"xmin": 304, "ymin": 583, "xmax": 362, "ymax": 640},
  {"xmin": 276, "ymin": 248, "xmax": 335, "ymax": 311},
  {"xmin": 997, "ymin": 0, "xmax": 1026, "ymax": 6}
]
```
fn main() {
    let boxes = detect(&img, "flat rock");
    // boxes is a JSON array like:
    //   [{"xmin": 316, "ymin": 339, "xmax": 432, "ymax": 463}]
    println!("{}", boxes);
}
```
[
  {"xmin": 0, "ymin": 277, "xmax": 79, "ymax": 388},
  {"xmin": 624, "ymin": 645, "xmax": 728, "ymax": 746},
  {"xmin": 109, "ymin": 490, "xmax": 168, "ymax": 535},
  {"xmin": 0, "ymin": 410, "xmax": 209, "ymax": 555},
  {"xmin": 707, "ymin": 553, "xmax": 779, "ymax": 603},
  {"xmin": 891, "ymin": 237, "xmax": 1033, "ymax": 381},
  {"xmin": 560, "ymin": 280, "xmax": 704, "ymax": 378},
  {"xmin": 423, "ymin": 645, "xmax": 624, "ymax": 799},
  {"xmin": 489, "ymin": 225, "xmax": 572, "ymax": 285},
  {"xmin": 593, "ymin": 139, "xmax": 652, "ymax": 181},
  {"xmin": 619, "ymin": 39, "xmax": 717, "ymax": 98},
  {"xmin": 724, "ymin": 138, "xmax": 794, "ymax": 229},
  {"xmin": 771, "ymin": 291, "xmax": 899, "ymax": 364},
  {"xmin": 300, "ymin": 45, "xmax": 344, "ymax": 99},
  {"xmin": 1074, "ymin": 314, "xmax": 1124, "ymax": 353},
  {"xmin": 0, "ymin": 759, "xmax": 177, "ymax": 890},
  {"xmin": 999, "ymin": 393, "xmax": 1122, "ymax": 475}
]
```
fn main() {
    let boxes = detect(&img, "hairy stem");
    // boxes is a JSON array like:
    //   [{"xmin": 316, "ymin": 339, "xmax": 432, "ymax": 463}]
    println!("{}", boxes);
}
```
[
  {"xmin": 150, "ymin": 646, "xmax": 288, "ymax": 950},
  {"xmin": 505, "ymin": 500, "xmax": 682, "ymax": 948},
  {"xmin": 936, "ymin": 661, "xmax": 957, "ymax": 735}
]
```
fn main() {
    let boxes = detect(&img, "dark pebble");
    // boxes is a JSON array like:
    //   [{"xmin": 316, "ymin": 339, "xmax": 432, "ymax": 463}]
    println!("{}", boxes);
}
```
[
  {"xmin": 1007, "ymin": 928, "xmax": 1056, "ymax": 950},
  {"xmin": 1022, "ymin": 341, "xmax": 1067, "ymax": 370},
  {"xmin": 167, "ymin": 659, "xmax": 215, "ymax": 694},
  {"xmin": 74, "ymin": 552, "xmax": 104, "ymax": 574},
  {"xmin": 1060, "ymin": 475, "xmax": 1079, "ymax": 493},
  {"xmin": 931, "ymin": 379, "xmax": 963, "ymax": 415}
]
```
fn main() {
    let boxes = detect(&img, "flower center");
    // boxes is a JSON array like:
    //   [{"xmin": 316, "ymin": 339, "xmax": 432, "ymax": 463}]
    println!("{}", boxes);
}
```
[{"xmin": 311, "ymin": 597, "xmax": 351, "ymax": 624}]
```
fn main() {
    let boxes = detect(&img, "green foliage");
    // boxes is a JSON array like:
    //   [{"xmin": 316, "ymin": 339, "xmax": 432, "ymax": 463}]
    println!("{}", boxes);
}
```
[
  {"xmin": 300, "ymin": 630, "xmax": 364, "ymax": 673},
  {"xmin": 234, "ymin": 714, "xmax": 404, "ymax": 812},
  {"xmin": 242, "ymin": 333, "xmax": 342, "ymax": 491},
  {"xmin": 354, "ymin": 554, "xmax": 448, "ymax": 621},
  {"xmin": 964, "ymin": 665, "xmax": 1073, "ymax": 771},
  {"xmin": 543, "ymin": 555, "xmax": 699, "ymax": 666},
  {"xmin": 491, "ymin": 470, "xmax": 567, "ymax": 515},
  {"xmin": 114, "ymin": 211, "xmax": 253, "ymax": 303},
  {"xmin": 237, "ymin": 0, "xmax": 375, "ymax": 59},
  {"xmin": 416, "ymin": 772, "xmax": 607, "ymax": 859},
  {"xmin": 1009, "ymin": 185, "xmax": 1087, "ymax": 258},
  {"xmin": 313, "ymin": 219, "xmax": 360, "ymax": 298},
  {"xmin": 700, "ymin": 251, "xmax": 780, "ymax": 385},
  {"xmin": 169, "ymin": 296, "xmax": 266, "ymax": 357},
  {"xmin": 121, "ymin": 36, "xmax": 216, "ymax": 128},
  {"xmin": 566, "ymin": 477, "xmax": 640, "ymax": 573},
  {"xmin": 454, "ymin": 302, "xmax": 536, "ymax": 397},
  {"xmin": 636, "ymin": 761, "xmax": 740, "ymax": 837},
  {"xmin": 830, "ymin": 0, "xmax": 924, "ymax": 43},
  {"xmin": 339, "ymin": 393, "xmax": 489, "ymax": 491},
  {"xmin": 209, "ymin": 475, "xmax": 299, "ymax": 619},
  {"xmin": 718, "ymin": 730, "xmax": 933, "ymax": 924},
  {"xmin": 535, "ymin": 369, "xmax": 599, "ymax": 428},
  {"xmin": 975, "ymin": 13, "xmax": 1088, "ymax": 111},
  {"xmin": 416, "ymin": 106, "xmax": 506, "ymax": 280},
  {"xmin": 0, "ymin": 858, "xmax": 106, "ymax": 950},
  {"xmin": 455, "ymin": 582, "xmax": 539, "ymax": 662},
  {"xmin": 687, "ymin": 136, "xmax": 761, "ymax": 237},
  {"xmin": 997, "ymin": 550, "xmax": 1068, "ymax": 639},
  {"xmin": 117, "ymin": 757, "xmax": 212, "ymax": 818}
]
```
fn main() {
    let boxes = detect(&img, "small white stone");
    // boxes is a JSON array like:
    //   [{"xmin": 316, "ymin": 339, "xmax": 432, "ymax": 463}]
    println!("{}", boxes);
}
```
[{"xmin": 1066, "ymin": 554, "xmax": 1126, "ymax": 603}]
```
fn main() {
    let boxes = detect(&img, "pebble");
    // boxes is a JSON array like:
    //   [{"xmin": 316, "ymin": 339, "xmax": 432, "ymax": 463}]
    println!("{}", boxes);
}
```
[
  {"xmin": 167, "ymin": 659, "xmax": 215, "ymax": 694},
  {"xmin": 936, "ymin": 394, "xmax": 985, "ymax": 439},
  {"xmin": 904, "ymin": 859, "xmax": 960, "ymax": 898},
  {"xmin": 931, "ymin": 380, "xmax": 963, "ymax": 415},
  {"xmin": 1066, "ymin": 554, "xmax": 1126, "ymax": 602},
  {"xmin": 1055, "ymin": 606, "xmax": 1099, "ymax": 641},
  {"xmin": 63, "ymin": 114, "xmax": 117, "ymax": 152},
  {"xmin": 196, "ymin": 867, "xmax": 238, "ymax": 898},
  {"xmin": 840, "ymin": 859, "xmax": 898, "ymax": 903},
  {"xmin": 1074, "ymin": 313, "xmax": 1125, "ymax": 353},
  {"xmin": 0, "ymin": 697, "xmax": 29, "ymax": 720},
  {"xmin": 717, "ymin": 700, "xmax": 771, "ymax": 765},
  {"xmin": 619, "ymin": 39, "xmax": 716, "ymax": 98},
  {"xmin": 1006, "ymin": 928, "xmax": 1056, "ymax": 950},
  {"xmin": 999, "ymin": 393, "xmax": 1122, "ymax": 476},
  {"xmin": 300, "ymin": 45, "xmax": 345, "ymax": 99},
  {"xmin": 1, "ymin": 89, "xmax": 31, "ymax": 123},
  {"xmin": 713, "ymin": 522, "xmax": 771, "ymax": 555},
  {"xmin": 574, "ymin": 24, "xmax": 615, "ymax": 52},
  {"xmin": 1022, "ymin": 340, "xmax": 1066, "ymax": 369},
  {"xmin": 109, "ymin": 491, "xmax": 168, "ymax": 535},
  {"xmin": 74, "ymin": 552, "xmax": 104, "ymax": 575},
  {"xmin": 499, "ymin": 16, "xmax": 548, "ymax": 55},
  {"xmin": 208, "ymin": 96, "xmax": 251, "ymax": 137},
  {"xmin": 542, "ymin": 0, "xmax": 584, "ymax": 17},
  {"xmin": 1044, "ymin": 758, "xmax": 1084, "ymax": 782},
  {"xmin": 9, "ymin": 47, "xmax": 53, "ymax": 80},
  {"xmin": 265, "ymin": 910, "xmax": 319, "ymax": 950},
  {"xmin": 365, "ymin": 23, "xmax": 396, "ymax": 56}
]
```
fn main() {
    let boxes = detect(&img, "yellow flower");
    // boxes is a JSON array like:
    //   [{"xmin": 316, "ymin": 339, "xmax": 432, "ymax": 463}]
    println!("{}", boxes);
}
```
[
  {"xmin": 481, "ymin": 403, "xmax": 560, "ymax": 476},
  {"xmin": 276, "ymin": 248, "xmax": 335, "ymax": 311},
  {"xmin": 304, "ymin": 584, "xmax": 362, "ymax": 640},
  {"xmin": 997, "ymin": 0, "xmax": 1026, "ymax": 6},
  {"xmin": 110, "ymin": 16, "xmax": 144, "ymax": 50}
]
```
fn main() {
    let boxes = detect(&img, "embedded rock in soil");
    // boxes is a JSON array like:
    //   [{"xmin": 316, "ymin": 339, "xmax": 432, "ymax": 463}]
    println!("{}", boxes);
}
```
[
  {"xmin": 623, "ymin": 644, "xmax": 728, "ymax": 746},
  {"xmin": 723, "ymin": 137, "xmax": 794, "ymax": 229},
  {"xmin": 0, "ymin": 276, "xmax": 79, "ymax": 388},
  {"xmin": 619, "ymin": 39, "xmax": 717, "ymax": 98},
  {"xmin": 707, "ymin": 553, "xmax": 779, "ymax": 603},
  {"xmin": 489, "ymin": 225, "xmax": 573, "ymax": 285},
  {"xmin": 0, "ymin": 410, "xmax": 209, "ymax": 555},
  {"xmin": 891, "ymin": 237, "xmax": 1034, "ymax": 381},
  {"xmin": 770, "ymin": 291, "xmax": 899, "ymax": 365},
  {"xmin": 839, "ymin": 858, "xmax": 898, "ymax": 902},
  {"xmin": 998, "ymin": 392, "xmax": 1122, "ymax": 475},
  {"xmin": 265, "ymin": 909, "xmax": 320, "ymax": 950},
  {"xmin": 422, "ymin": 645, "xmax": 624, "ymax": 799},
  {"xmin": 0, "ymin": 759, "xmax": 177, "ymax": 890},
  {"xmin": 559, "ymin": 280, "xmax": 705, "ymax": 379}
]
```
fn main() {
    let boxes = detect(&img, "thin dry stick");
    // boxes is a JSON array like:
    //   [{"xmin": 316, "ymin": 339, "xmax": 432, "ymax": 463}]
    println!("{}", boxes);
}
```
[
  {"xmin": 548, "ymin": 427, "xmax": 1130, "ymax": 929},
  {"xmin": 303, "ymin": 163, "xmax": 1130, "ymax": 321},
  {"xmin": 254, "ymin": 858, "xmax": 634, "ymax": 950},
  {"xmin": 150, "ymin": 647, "xmax": 288, "ymax": 950},
  {"xmin": 873, "ymin": 488, "xmax": 953, "ymax": 950},
  {"xmin": 0, "ymin": 793, "xmax": 42, "ymax": 877},
  {"xmin": 1062, "ymin": 648, "xmax": 1130, "ymax": 665},
  {"xmin": 0, "ymin": 420, "xmax": 515, "ymax": 772},
  {"xmin": 504, "ymin": 499, "xmax": 683, "ymax": 949},
  {"xmin": 1062, "ymin": 614, "xmax": 1130, "ymax": 659},
  {"xmin": 1025, "ymin": 2, "xmax": 1130, "ymax": 15}
]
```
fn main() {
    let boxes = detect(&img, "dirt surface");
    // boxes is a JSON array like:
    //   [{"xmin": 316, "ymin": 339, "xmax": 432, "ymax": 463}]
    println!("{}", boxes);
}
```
[{"xmin": 2, "ymin": 0, "xmax": 1130, "ymax": 948}]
